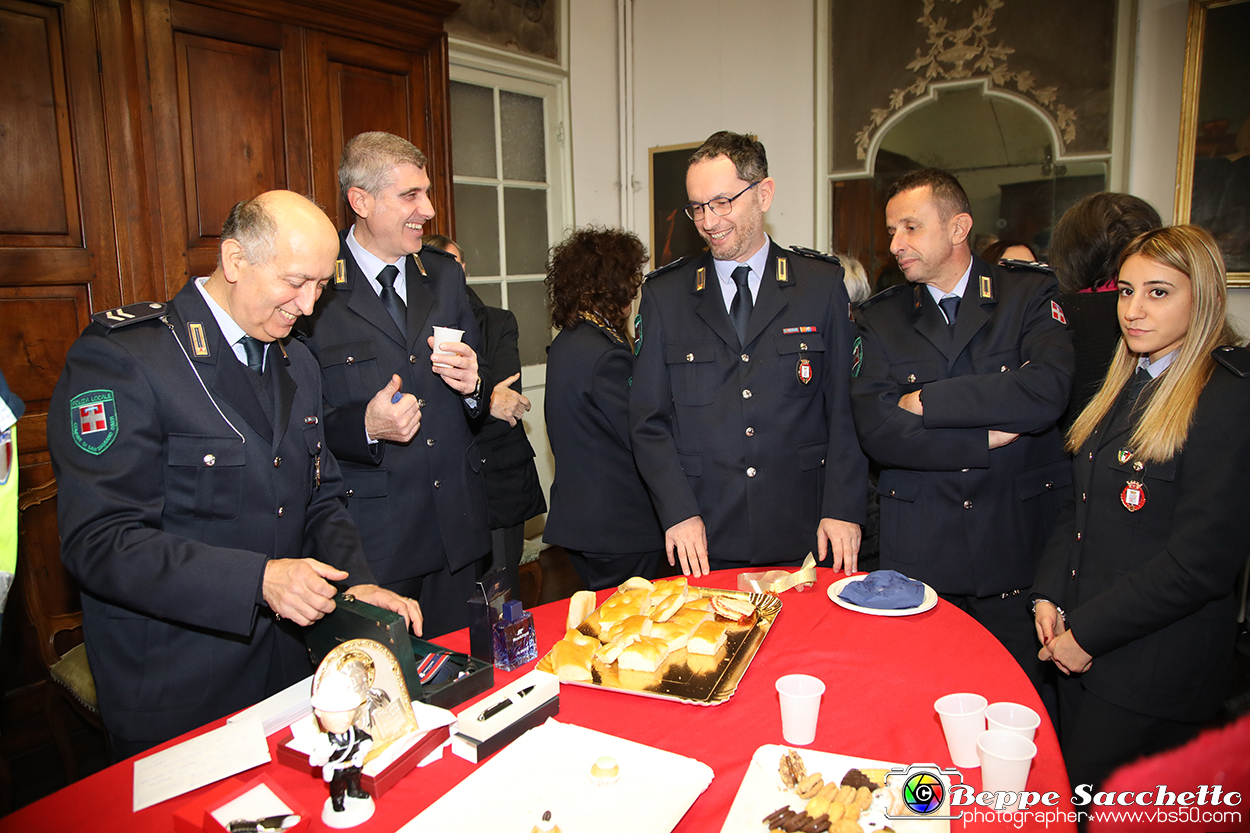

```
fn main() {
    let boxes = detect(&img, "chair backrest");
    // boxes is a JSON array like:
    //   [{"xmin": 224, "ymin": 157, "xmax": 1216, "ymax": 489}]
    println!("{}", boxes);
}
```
[{"xmin": 17, "ymin": 480, "xmax": 82, "ymax": 669}]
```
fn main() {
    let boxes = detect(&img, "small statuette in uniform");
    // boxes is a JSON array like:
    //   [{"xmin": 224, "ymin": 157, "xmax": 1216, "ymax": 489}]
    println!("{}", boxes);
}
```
[{"xmin": 1121, "ymin": 480, "xmax": 1147, "ymax": 512}]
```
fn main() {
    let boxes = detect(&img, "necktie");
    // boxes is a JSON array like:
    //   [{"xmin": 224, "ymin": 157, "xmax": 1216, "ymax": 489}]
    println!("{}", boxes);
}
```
[
  {"xmin": 239, "ymin": 335, "xmax": 265, "ymax": 373},
  {"xmin": 377, "ymin": 264, "xmax": 407, "ymax": 333},
  {"xmin": 729, "ymin": 264, "xmax": 753, "ymax": 344},
  {"xmin": 1126, "ymin": 366, "xmax": 1153, "ymax": 403},
  {"xmin": 938, "ymin": 295, "xmax": 961, "ymax": 328}
]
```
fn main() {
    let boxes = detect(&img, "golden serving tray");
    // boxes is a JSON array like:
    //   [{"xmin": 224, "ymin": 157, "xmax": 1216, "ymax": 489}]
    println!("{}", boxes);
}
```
[{"xmin": 536, "ymin": 587, "xmax": 782, "ymax": 706}]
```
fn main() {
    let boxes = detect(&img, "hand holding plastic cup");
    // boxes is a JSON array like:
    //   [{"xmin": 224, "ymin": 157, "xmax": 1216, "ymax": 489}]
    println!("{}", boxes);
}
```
[
  {"xmin": 934, "ymin": 692, "xmax": 987, "ymax": 768},
  {"xmin": 978, "ymin": 729, "xmax": 1037, "ymax": 807},
  {"xmin": 986, "ymin": 702, "xmax": 1040, "ymax": 743},
  {"xmin": 776, "ymin": 674, "xmax": 825, "ymax": 746},
  {"xmin": 431, "ymin": 326, "xmax": 465, "ymax": 368}
]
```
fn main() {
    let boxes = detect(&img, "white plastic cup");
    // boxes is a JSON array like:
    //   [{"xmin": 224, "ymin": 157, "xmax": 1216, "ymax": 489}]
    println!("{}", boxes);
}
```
[
  {"xmin": 986, "ymin": 702, "xmax": 1041, "ymax": 743},
  {"xmin": 431, "ymin": 326, "xmax": 465, "ymax": 367},
  {"xmin": 978, "ymin": 729, "xmax": 1037, "ymax": 806},
  {"xmin": 775, "ymin": 674, "xmax": 825, "ymax": 746},
  {"xmin": 934, "ymin": 692, "xmax": 988, "ymax": 768}
]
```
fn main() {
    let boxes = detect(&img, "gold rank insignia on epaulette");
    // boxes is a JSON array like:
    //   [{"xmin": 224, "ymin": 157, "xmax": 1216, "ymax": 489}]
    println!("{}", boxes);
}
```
[
  {"xmin": 776, "ymin": 257, "xmax": 788, "ymax": 283},
  {"xmin": 91, "ymin": 302, "xmax": 167, "ymax": 329},
  {"xmin": 414, "ymin": 254, "xmax": 428, "ymax": 277},
  {"xmin": 334, "ymin": 259, "xmax": 346, "ymax": 284},
  {"xmin": 187, "ymin": 322, "xmax": 209, "ymax": 357},
  {"xmin": 980, "ymin": 274, "xmax": 994, "ymax": 300},
  {"xmin": 695, "ymin": 266, "xmax": 707, "ymax": 291}
]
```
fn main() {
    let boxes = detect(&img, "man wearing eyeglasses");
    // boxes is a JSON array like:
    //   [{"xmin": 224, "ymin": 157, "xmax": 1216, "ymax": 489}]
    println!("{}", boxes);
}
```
[{"xmin": 630, "ymin": 131, "xmax": 866, "ymax": 578}]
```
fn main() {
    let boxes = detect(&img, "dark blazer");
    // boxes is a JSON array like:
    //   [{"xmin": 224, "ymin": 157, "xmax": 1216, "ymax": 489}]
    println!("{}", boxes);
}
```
[
  {"xmin": 546, "ymin": 319, "xmax": 663, "ymax": 553},
  {"xmin": 301, "ymin": 235, "xmax": 491, "ymax": 583},
  {"xmin": 1058, "ymin": 290, "xmax": 1121, "ymax": 432},
  {"xmin": 49, "ymin": 280, "xmax": 374, "ymax": 745},
  {"xmin": 851, "ymin": 258, "xmax": 1075, "ymax": 596},
  {"xmin": 1034, "ymin": 348, "xmax": 1250, "ymax": 722},
  {"xmin": 467, "ymin": 290, "xmax": 546, "ymax": 529},
  {"xmin": 629, "ymin": 242, "xmax": 867, "ymax": 566}
]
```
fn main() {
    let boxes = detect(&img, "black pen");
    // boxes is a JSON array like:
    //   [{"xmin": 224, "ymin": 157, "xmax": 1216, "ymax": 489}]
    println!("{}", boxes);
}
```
[{"xmin": 477, "ymin": 685, "xmax": 536, "ymax": 721}]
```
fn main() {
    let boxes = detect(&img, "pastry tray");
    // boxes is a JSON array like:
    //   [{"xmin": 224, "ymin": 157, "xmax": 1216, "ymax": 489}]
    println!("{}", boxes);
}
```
[{"xmin": 536, "ymin": 587, "xmax": 781, "ymax": 706}]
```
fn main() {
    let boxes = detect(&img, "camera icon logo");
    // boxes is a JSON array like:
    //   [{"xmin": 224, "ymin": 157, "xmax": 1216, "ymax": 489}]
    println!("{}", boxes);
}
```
[{"xmin": 885, "ymin": 764, "xmax": 964, "ymax": 821}]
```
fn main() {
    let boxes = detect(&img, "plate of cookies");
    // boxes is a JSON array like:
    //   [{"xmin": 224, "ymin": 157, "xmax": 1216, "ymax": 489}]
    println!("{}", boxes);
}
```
[
  {"xmin": 537, "ymin": 576, "xmax": 782, "ymax": 705},
  {"xmin": 720, "ymin": 745, "xmax": 950, "ymax": 832}
]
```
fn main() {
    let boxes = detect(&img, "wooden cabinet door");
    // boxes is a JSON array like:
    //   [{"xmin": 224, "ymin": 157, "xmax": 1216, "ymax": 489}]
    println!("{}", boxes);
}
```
[
  {"xmin": 0, "ymin": 0, "xmax": 119, "ymax": 467},
  {"xmin": 144, "ymin": 0, "xmax": 311, "ymax": 289},
  {"xmin": 306, "ymin": 30, "xmax": 453, "ymax": 234}
]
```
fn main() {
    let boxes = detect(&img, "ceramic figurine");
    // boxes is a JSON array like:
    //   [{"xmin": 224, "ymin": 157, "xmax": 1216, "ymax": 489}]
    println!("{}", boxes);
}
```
[{"xmin": 309, "ymin": 668, "xmax": 375, "ymax": 827}]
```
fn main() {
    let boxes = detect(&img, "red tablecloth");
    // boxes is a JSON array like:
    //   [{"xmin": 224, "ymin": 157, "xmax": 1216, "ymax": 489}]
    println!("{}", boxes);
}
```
[{"xmin": 3, "ymin": 569, "xmax": 1075, "ymax": 831}]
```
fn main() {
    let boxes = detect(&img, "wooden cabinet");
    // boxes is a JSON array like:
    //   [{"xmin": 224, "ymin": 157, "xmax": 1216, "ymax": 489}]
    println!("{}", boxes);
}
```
[{"xmin": 0, "ymin": 0, "xmax": 457, "ymax": 753}]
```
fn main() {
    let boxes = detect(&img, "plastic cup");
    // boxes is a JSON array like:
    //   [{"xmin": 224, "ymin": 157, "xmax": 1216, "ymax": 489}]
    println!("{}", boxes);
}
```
[
  {"xmin": 431, "ymin": 326, "xmax": 465, "ymax": 367},
  {"xmin": 775, "ymin": 674, "xmax": 825, "ymax": 746},
  {"xmin": 934, "ymin": 692, "xmax": 988, "ymax": 768},
  {"xmin": 986, "ymin": 702, "xmax": 1040, "ymax": 743},
  {"xmin": 978, "ymin": 729, "xmax": 1037, "ymax": 806}
]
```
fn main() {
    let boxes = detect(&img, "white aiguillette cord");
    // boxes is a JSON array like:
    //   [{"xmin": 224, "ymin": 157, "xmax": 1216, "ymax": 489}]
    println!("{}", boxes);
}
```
[{"xmin": 163, "ymin": 316, "xmax": 246, "ymax": 444}]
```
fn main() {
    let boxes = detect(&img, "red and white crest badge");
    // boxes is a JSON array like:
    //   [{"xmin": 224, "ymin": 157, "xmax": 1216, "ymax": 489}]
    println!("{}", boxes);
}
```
[
  {"xmin": 796, "ymin": 358, "xmax": 813, "ymax": 385},
  {"xmin": 1121, "ymin": 480, "xmax": 1147, "ymax": 512},
  {"xmin": 1051, "ymin": 300, "xmax": 1067, "ymax": 324}
]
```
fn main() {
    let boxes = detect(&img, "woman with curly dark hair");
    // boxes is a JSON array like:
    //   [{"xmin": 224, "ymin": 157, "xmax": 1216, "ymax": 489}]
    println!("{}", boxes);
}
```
[{"xmin": 542, "ymin": 227, "xmax": 665, "ymax": 590}]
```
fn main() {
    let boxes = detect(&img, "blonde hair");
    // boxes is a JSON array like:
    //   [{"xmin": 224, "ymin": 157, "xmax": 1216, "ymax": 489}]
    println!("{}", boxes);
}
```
[{"xmin": 1066, "ymin": 225, "xmax": 1241, "ymax": 462}]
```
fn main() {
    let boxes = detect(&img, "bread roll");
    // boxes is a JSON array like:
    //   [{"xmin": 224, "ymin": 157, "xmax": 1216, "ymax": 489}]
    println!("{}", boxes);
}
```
[
  {"xmin": 550, "ymin": 638, "xmax": 594, "ymax": 681},
  {"xmin": 602, "ymin": 614, "xmax": 652, "ymax": 644},
  {"xmin": 687, "ymin": 620, "xmax": 728, "ymax": 655},
  {"xmin": 648, "ymin": 592, "xmax": 686, "ymax": 623},
  {"xmin": 618, "ymin": 576, "xmax": 654, "ymax": 593},
  {"xmin": 562, "ymin": 628, "xmax": 599, "ymax": 649},
  {"xmin": 596, "ymin": 588, "xmax": 650, "ymax": 626},
  {"xmin": 651, "ymin": 576, "xmax": 688, "ymax": 596},
  {"xmin": 648, "ymin": 620, "xmax": 690, "ymax": 651},
  {"xmin": 566, "ymin": 590, "xmax": 597, "ymax": 629},
  {"xmin": 593, "ymin": 633, "xmax": 640, "ymax": 665},
  {"xmin": 616, "ymin": 636, "xmax": 670, "ymax": 673}
]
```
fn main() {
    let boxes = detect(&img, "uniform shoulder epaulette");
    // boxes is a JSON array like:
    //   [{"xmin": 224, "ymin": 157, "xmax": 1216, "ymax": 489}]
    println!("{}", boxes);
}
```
[
  {"xmin": 644, "ymin": 257, "xmax": 687, "ymax": 281},
  {"xmin": 791, "ymin": 246, "xmax": 841, "ymax": 266},
  {"xmin": 858, "ymin": 282, "xmax": 907, "ymax": 311},
  {"xmin": 421, "ymin": 245, "xmax": 457, "ymax": 261},
  {"xmin": 91, "ymin": 302, "xmax": 168, "ymax": 329},
  {"xmin": 1213, "ymin": 345, "xmax": 1250, "ymax": 377},
  {"xmin": 997, "ymin": 258, "xmax": 1054, "ymax": 275}
]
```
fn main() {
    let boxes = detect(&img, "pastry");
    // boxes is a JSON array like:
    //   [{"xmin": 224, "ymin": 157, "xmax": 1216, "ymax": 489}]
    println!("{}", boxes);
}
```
[
  {"xmin": 795, "ymin": 772, "xmax": 824, "ymax": 799},
  {"xmin": 687, "ymin": 620, "xmax": 728, "ymax": 655},
  {"xmin": 562, "ymin": 628, "xmax": 598, "ymax": 649},
  {"xmin": 778, "ymin": 748, "xmax": 806, "ymax": 788},
  {"xmin": 648, "ymin": 592, "xmax": 686, "ymax": 623},
  {"xmin": 589, "ymin": 755, "xmax": 620, "ymax": 786},
  {"xmin": 549, "ymin": 637, "xmax": 594, "ymax": 681},
  {"xmin": 839, "ymin": 768, "xmax": 882, "ymax": 792},
  {"xmin": 711, "ymin": 594, "xmax": 757, "ymax": 624},
  {"xmin": 616, "ymin": 636, "xmax": 670, "ymax": 673},
  {"xmin": 566, "ymin": 590, "xmax": 597, "ymax": 629},
  {"xmin": 596, "ymin": 588, "xmax": 651, "ymax": 627},
  {"xmin": 651, "ymin": 576, "xmax": 688, "ymax": 595},
  {"xmin": 593, "ymin": 632, "xmax": 640, "ymax": 665},
  {"xmin": 648, "ymin": 621, "xmax": 690, "ymax": 651},
  {"xmin": 618, "ymin": 576, "xmax": 654, "ymax": 593},
  {"xmin": 601, "ymin": 613, "xmax": 653, "ymax": 644},
  {"xmin": 531, "ymin": 809, "xmax": 561, "ymax": 833}
]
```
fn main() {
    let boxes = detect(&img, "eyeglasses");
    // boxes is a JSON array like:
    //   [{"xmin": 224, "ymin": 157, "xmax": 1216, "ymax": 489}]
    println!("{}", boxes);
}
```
[{"xmin": 684, "ymin": 181, "xmax": 761, "ymax": 221}]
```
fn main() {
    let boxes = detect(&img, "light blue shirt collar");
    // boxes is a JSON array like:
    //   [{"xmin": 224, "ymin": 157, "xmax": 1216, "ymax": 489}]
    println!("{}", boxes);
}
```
[
  {"xmin": 714, "ymin": 235, "xmax": 771, "ymax": 312},
  {"xmin": 346, "ymin": 225, "xmax": 409, "ymax": 304},
  {"xmin": 1138, "ymin": 349, "xmax": 1178, "ymax": 377},
  {"xmin": 195, "ymin": 277, "xmax": 264, "ymax": 370},
  {"xmin": 925, "ymin": 259, "xmax": 973, "ymax": 323}
]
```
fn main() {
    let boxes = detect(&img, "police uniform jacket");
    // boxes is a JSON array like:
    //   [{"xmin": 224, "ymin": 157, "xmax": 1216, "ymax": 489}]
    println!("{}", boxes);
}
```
[
  {"xmin": 468, "ymin": 291, "xmax": 546, "ymax": 530},
  {"xmin": 1033, "ymin": 348, "xmax": 1250, "ymax": 722},
  {"xmin": 49, "ymin": 280, "xmax": 375, "ymax": 745},
  {"xmin": 629, "ymin": 243, "xmax": 867, "ymax": 566},
  {"xmin": 545, "ymin": 319, "xmax": 663, "ymax": 554},
  {"xmin": 301, "ymin": 235, "xmax": 491, "ymax": 583},
  {"xmin": 851, "ymin": 258, "xmax": 1075, "ymax": 596}
]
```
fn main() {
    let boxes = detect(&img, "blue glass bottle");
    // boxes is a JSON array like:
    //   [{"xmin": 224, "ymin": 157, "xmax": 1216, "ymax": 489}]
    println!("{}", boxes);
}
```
[{"xmin": 492, "ymin": 599, "xmax": 538, "ymax": 671}]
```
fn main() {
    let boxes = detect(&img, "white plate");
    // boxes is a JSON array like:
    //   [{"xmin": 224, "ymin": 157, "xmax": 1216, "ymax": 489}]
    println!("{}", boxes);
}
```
[
  {"xmin": 720, "ymin": 745, "xmax": 949, "ymax": 832},
  {"xmin": 827, "ymin": 575, "xmax": 938, "ymax": 616}
]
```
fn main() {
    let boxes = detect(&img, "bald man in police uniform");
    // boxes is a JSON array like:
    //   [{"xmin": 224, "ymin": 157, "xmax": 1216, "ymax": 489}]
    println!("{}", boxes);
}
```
[
  {"xmin": 49, "ymin": 191, "xmax": 419, "ymax": 757},
  {"xmin": 851, "ymin": 169, "xmax": 1074, "ymax": 684},
  {"xmin": 630, "ymin": 131, "xmax": 866, "ymax": 576}
]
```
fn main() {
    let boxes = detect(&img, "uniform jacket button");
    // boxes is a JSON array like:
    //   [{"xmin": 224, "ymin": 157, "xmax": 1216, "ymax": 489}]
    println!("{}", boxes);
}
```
[
  {"xmin": 741, "ymin": 353, "xmax": 750, "ymax": 362},
  {"xmin": 686, "ymin": 353, "xmax": 694, "ymax": 362},
  {"xmin": 345, "ymin": 489, "xmax": 355, "ymax": 497},
  {"xmin": 907, "ymin": 374, "xmax": 916, "ymax": 383},
  {"xmin": 203, "ymin": 454, "xmax": 216, "ymax": 466},
  {"xmin": 433, "ymin": 480, "xmax": 441, "ymax": 488},
  {"xmin": 273, "ymin": 456, "xmax": 282, "ymax": 467},
  {"xmin": 1071, "ymin": 569, "xmax": 1077, "ymax": 578},
  {"xmin": 745, "ymin": 427, "xmax": 754, "ymax": 437},
  {"xmin": 1045, "ymin": 481, "xmax": 1053, "ymax": 490},
  {"xmin": 345, "ymin": 356, "xmax": 354, "ymax": 365},
  {"xmin": 746, "ymin": 467, "xmax": 757, "ymax": 477},
  {"xmin": 427, "ymin": 438, "xmax": 436, "ymax": 446},
  {"xmin": 1076, "ymin": 532, "xmax": 1082, "ymax": 541},
  {"xmin": 417, "ymin": 399, "xmax": 427, "ymax": 407},
  {"xmin": 963, "ymin": 500, "xmax": 973, "ymax": 509},
  {"xmin": 409, "ymin": 354, "xmax": 417, "ymax": 363},
  {"xmin": 277, "ymin": 506, "xmax": 284, "ymax": 517},
  {"xmin": 742, "ymin": 389, "xmax": 752, "ymax": 399}
]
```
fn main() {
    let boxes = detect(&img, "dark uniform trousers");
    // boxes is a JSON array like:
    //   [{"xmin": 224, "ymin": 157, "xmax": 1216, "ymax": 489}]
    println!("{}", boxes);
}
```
[
  {"xmin": 629, "ymin": 243, "xmax": 867, "ymax": 568},
  {"xmin": 1034, "ymin": 349, "xmax": 1250, "ymax": 790},
  {"xmin": 545, "ymin": 320, "xmax": 665, "ymax": 591},
  {"xmin": 49, "ymin": 280, "xmax": 376, "ymax": 754},
  {"xmin": 851, "ymin": 258, "xmax": 1075, "ymax": 686},
  {"xmin": 302, "ymin": 236, "xmax": 491, "ymax": 638}
]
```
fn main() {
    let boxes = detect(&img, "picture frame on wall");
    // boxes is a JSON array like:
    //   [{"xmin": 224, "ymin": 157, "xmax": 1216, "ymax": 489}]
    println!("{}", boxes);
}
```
[
  {"xmin": 1175, "ymin": 0, "xmax": 1250, "ymax": 285},
  {"xmin": 649, "ymin": 142, "xmax": 706, "ymax": 270}
]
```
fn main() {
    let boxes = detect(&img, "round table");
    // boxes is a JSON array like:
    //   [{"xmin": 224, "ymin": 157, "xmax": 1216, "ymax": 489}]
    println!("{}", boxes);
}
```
[{"xmin": 1, "ymin": 568, "xmax": 1075, "ymax": 832}]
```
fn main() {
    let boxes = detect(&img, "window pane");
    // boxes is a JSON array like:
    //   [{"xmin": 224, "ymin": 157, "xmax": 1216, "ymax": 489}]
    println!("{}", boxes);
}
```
[
  {"xmin": 470, "ymin": 281, "xmax": 502, "ymax": 309},
  {"xmin": 504, "ymin": 187, "xmax": 549, "ymax": 275},
  {"xmin": 454, "ymin": 183, "xmax": 500, "ymax": 276},
  {"xmin": 509, "ymin": 280, "xmax": 552, "ymax": 367},
  {"xmin": 500, "ymin": 91, "xmax": 546, "ymax": 182},
  {"xmin": 450, "ymin": 82, "xmax": 496, "ymax": 178}
]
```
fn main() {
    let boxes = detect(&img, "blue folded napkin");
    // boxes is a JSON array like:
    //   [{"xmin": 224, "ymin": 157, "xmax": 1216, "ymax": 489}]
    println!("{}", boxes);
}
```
[{"xmin": 838, "ymin": 570, "xmax": 925, "ymax": 610}]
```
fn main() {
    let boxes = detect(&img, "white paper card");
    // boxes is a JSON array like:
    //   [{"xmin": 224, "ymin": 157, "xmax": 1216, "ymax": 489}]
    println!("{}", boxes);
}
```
[{"xmin": 133, "ymin": 718, "xmax": 272, "ymax": 812}]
